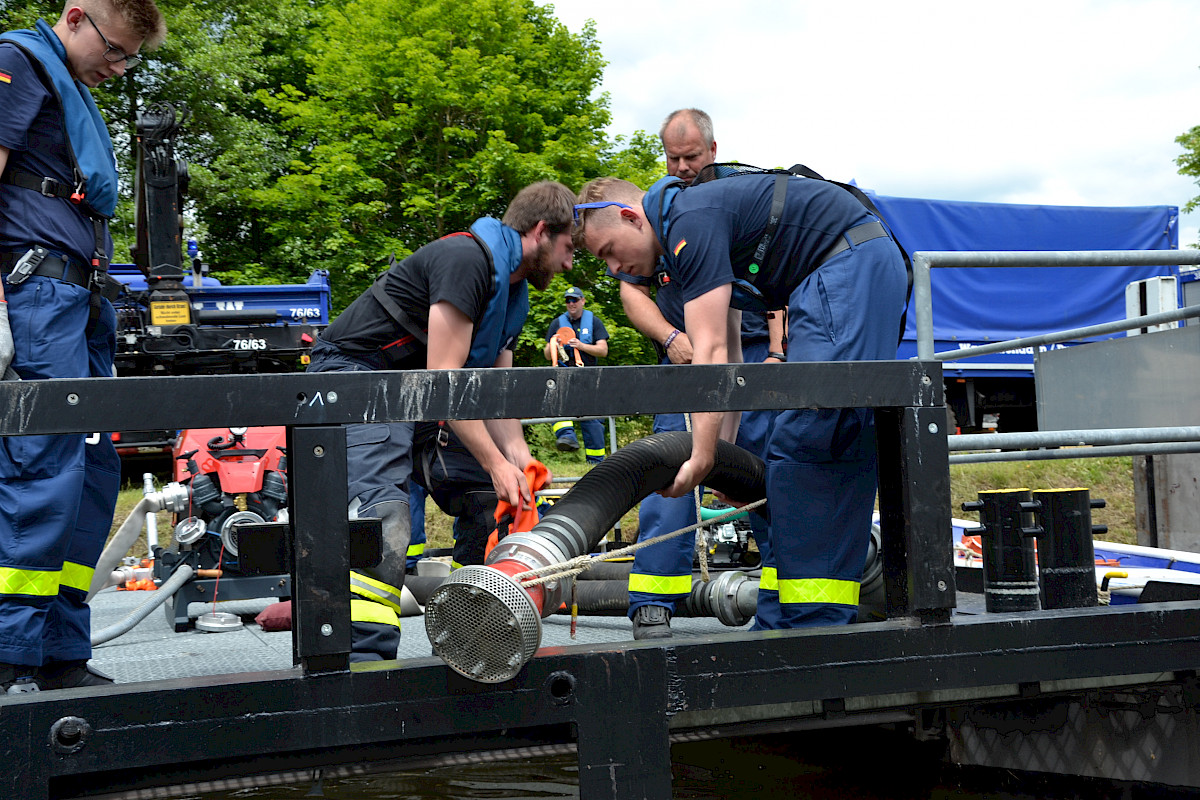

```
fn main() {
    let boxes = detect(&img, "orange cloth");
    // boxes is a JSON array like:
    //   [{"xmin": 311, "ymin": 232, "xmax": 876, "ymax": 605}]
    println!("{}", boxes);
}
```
[{"xmin": 487, "ymin": 460, "xmax": 550, "ymax": 557}]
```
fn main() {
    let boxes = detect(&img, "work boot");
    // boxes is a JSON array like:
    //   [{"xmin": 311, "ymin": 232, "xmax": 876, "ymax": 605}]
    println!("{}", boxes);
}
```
[
  {"xmin": 36, "ymin": 660, "xmax": 115, "ymax": 690},
  {"xmin": 555, "ymin": 433, "xmax": 579, "ymax": 452},
  {"xmin": 0, "ymin": 662, "xmax": 40, "ymax": 694},
  {"xmin": 632, "ymin": 605, "xmax": 673, "ymax": 640}
]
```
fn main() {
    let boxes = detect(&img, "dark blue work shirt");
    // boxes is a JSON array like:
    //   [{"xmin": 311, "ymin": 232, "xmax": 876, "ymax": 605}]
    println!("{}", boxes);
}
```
[
  {"xmin": 660, "ymin": 173, "xmax": 872, "ymax": 311},
  {"xmin": 0, "ymin": 42, "xmax": 107, "ymax": 266},
  {"xmin": 615, "ymin": 262, "xmax": 769, "ymax": 349}
]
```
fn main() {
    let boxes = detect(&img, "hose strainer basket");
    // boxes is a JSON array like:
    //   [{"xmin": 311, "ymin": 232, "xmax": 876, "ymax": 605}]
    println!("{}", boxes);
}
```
[{"xmin": 424, "ymin": 565, "xmax": 542, "ymax": 683}]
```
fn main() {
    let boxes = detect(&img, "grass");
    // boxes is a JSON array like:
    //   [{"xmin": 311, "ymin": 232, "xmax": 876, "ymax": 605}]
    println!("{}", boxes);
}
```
[
  {"xmin": 110, "ymin": 451, "xmax": 1140, "ymax": 562},
  {"xmin": 949, "ymin": 455, "xmax": 1136, "ymax": 544}
]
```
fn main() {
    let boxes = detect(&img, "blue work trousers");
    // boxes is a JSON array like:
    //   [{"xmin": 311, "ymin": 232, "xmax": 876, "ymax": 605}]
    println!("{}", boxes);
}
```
[
  {"xmin": 628, "ymin": 341, "xmax": 774, "ymax": 618},
  {"xmin": 753, "ymin": 234, "xmax": 907, "ymax": 630},
  {"xmin": 553, "ymin": 418, "xmax": 606, "ymax": 463},
  {"xmin": 307, "ymin": 340, "xmax": 413, "ymax": 513},
  {"xmin": 0, "ymin": 277, "xmax": 119, "ymax": 667}
]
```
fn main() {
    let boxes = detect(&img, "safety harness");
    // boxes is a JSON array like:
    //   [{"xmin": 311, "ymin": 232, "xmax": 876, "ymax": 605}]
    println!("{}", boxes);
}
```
[
  {"xmin": 370, "ymin": 231, "xmax": 494, "ymax": 368},
  {"xmin": 649, "ymin": 163, "xmax": 913, "ymax": 343},
  {"xmin": 0, "ymin": 23, "xmax": 120, "ymax": 308}
]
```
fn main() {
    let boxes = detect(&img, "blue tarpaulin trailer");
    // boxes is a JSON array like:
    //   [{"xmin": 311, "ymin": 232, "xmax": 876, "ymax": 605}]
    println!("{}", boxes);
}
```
[{"xmin": 867, "ymin": 193, "xmax": 1180, "ymax": 431}]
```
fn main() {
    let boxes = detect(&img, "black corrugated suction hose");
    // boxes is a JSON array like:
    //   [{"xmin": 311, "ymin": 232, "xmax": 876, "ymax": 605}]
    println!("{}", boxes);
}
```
[{"xmin": 527, "ymin": 431, "xmax": 767, "ymax": 560}]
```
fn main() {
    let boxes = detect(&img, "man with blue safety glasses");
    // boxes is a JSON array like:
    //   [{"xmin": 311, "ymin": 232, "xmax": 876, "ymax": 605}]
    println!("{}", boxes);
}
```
[
  {"xmin": 573, "ymin": 170, "xmax": 908, "ymax": 631},
  {"xmin": 594, "ymin": 110, "xmax": 786, "ymax": 639}
]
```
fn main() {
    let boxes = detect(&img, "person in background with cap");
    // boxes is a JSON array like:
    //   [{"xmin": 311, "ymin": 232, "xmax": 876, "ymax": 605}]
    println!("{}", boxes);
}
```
[{"xmin": 542, "ymin": 286, "xmax": 609, "ymax": 464}]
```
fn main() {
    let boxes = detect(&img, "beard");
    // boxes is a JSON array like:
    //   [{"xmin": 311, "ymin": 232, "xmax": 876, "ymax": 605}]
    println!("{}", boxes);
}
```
[{"xmin": 526, "ymin": 241, "xmax": 558, "ymax": 292}]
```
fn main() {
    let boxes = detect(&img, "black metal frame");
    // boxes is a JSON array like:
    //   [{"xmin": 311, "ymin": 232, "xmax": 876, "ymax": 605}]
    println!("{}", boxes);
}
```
[{"xmin": 2, "ymin": 361, "xmax": 1198, "ymax": 800}]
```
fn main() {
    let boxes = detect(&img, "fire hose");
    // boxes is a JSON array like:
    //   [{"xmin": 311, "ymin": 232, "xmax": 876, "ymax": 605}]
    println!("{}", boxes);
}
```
[
  {"xmin": 423, "ymin": 431, "xmax": 767, "ymax": 683},
  {"xmin": 91, "ymin": 564, "xmax": 195, "ymax": 646}
]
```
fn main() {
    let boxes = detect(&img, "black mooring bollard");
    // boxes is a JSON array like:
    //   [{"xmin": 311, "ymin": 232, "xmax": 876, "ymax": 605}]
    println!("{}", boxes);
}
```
[
  {"xmin": 962, "ymin": 489, "xmax": 1042, "ymax": 613},
  {"xmin": 1032, "ymin": 488, "xmax": 1105, "ymax": 609}
]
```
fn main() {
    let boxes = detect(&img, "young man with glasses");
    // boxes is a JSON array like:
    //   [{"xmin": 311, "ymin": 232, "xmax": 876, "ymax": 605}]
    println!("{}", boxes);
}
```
[
  {"xmin": 603, "ymin": 109, "xmax": 785, "ymax": 640},
  {"xmin": 542, "ymin": 286, "xmax": 609, "ymax": 462},
  {"xmin": 0, "ymin": 1, "xmax": 166, "ymax": 693}
]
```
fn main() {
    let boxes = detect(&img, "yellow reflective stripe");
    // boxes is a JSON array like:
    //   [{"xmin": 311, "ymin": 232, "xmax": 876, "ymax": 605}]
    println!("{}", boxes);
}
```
[
  {"xmin": 350, "ymin": 597, "xmax": 401, "ymax": 628},
  {"xmin": 349, "ymin": 571, "xmax": 404, "ymax": 614},
  {"xmin": 450, "ymin": 561, "xmax": 464, "ymax": 570},
  {"xmin": 628, "ymin": 572, "xmax": 692, "ymax": 596},
  {"xmin": 60, "ymin": 560, "xmax": 94, "ymax": 593},
  {"xmin": 0, "ymin": 566, "xmax": 59, "ymax": 597},
  {"xmin": 584, "ymin": 448, "xmax": 605, "ymax": 458},
  {"xmin": 406, "ymin": 542, "xmax": 425, "ymax": 557},
  {"xmin": 552, "ymin": 421, "xmax": 573, "ymax": 435},
  {"xmin": 758, "ymin": 566, "xmax": 778, "ymax": 591},
  {"xmin": 778, "ymin": 578, "xmax": 860, "ymax": 606}
]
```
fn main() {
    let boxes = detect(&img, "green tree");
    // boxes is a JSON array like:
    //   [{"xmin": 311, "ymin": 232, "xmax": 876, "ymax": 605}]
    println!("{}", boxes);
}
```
[
  {"xmin": 90, "ymin": 0, "xmax": 320, "ymax": 272},
  {"xmin": 0, "ymin": 1, "xmax": 41, "ymax": 32},
  {"xmin": 1177, "ymin": 124, "xmax": 1200, "ymax": 246},
  {"xmin": 252, "ymin": 0, "xmax": 616, "ymax": 311}
]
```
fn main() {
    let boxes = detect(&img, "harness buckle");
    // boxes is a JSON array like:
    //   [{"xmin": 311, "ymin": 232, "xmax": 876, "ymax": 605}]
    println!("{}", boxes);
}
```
[
  {"xmin": 38, "ymin": 177, "xmax": 59, "ymax": 198},
  {"xmin": 89, "ymin": 269, "xmax": 121, "ymax": 302}
]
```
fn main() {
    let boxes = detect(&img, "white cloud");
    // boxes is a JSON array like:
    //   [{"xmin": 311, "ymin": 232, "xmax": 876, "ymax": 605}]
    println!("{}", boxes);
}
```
[{"xmin": 550, "ymin": 0, "xmax": 1200, "ymax": 246}]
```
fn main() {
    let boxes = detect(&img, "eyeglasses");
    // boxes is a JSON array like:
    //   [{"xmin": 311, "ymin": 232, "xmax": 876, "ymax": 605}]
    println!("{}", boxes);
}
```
[
  {"xmin": 83, "ymin": 12, "xmax": 142, "ymax": 69},
  {"xmin": 573, "ymin": 201, "xmax": 631, "ymax": 222},
  {"xmin": 565, "ymin": 297, "xmax": 582, "ymax": 303}
]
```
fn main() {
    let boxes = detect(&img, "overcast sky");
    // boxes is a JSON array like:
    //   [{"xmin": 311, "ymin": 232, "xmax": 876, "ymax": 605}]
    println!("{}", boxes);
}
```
[{"xmin": 550, "ymin": 0, "xmax": 1200, "ymax": 248}]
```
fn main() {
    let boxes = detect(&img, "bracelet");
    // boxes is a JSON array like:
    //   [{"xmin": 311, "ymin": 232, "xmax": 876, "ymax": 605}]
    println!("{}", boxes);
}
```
[
  {"xmin": 766, "ymin": 352, "xmax": 786, "ymax": 361},
  {"xmin": 663, "ymin": 329, "xmax": 681, "ymax": 350}
]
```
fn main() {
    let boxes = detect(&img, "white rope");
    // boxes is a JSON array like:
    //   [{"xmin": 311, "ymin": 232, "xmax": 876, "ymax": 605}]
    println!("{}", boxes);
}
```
[
  {"xmin": 684, "ymin": 412, "xmax": 711, "ymax": 583},
  {"xmin": 514, "ymin": 498, "xmax": 767, "ymax": 589}
]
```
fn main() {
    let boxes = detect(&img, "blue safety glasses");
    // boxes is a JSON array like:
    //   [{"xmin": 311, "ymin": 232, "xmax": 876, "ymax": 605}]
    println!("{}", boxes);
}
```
[{"xmin": 572, "ymin": 201, "xmax": 631, "ymax": 222}]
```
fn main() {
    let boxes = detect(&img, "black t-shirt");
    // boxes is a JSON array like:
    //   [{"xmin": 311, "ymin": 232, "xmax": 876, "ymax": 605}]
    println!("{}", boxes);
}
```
[{"xmin": 322, "ymin": 233, "xmax": 494, "ymax": 353}]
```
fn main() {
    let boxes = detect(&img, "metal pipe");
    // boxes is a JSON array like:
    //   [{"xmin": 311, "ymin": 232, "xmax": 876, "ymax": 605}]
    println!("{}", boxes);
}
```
[
  {"xmin": 914, "ymin": 253, "xmax": 935, "ymax": 361},
  {"xmin": 912, "ymin": 249, "xmax": 1200, "ymax": 364},
  {"xmin": 142, "ymin": 472, "xmax": 159, "ymax": 555},
  {"xmin": 950, "ymin": 441, "xmax": 1200, "ymax": 464},
  {"xmin": 950, "ymin": 425, "xmax": 1200, "ymax": 452},
  {"xmin": 938, "ymin": 304, "xmax": 1200, "ymax": 362}
]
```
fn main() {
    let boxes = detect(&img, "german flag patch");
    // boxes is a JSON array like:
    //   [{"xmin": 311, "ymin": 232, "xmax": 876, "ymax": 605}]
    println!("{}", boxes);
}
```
[
  {"xmin": 673, "ymin": 239, "xmax": 687, "ymax": 257},
  {"xmin": 0, "ymin": 71, "xmax": 12, "ymax": 84}
]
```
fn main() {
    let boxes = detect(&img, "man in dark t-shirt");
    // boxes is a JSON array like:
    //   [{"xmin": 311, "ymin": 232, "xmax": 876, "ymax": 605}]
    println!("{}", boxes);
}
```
[{"xmin": 307, "ymin": 180, "xmax": 576, "ymax": 660}]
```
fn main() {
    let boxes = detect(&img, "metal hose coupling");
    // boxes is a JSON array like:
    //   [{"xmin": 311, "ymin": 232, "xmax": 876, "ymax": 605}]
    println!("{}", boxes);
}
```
[
  {"xmin": 424, "ymin": 523, "xmax": 578, "ymax": 683},
  {"xmin": 682, "ymin": 570, "xmax": 759, "ymax": 626}
]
